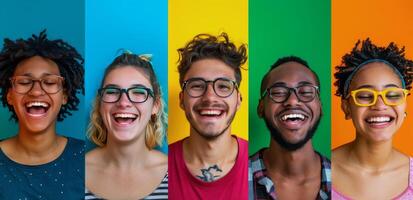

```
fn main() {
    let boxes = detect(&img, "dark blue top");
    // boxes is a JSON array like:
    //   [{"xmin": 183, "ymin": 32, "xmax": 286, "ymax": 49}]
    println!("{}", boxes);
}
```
[{"xmin": 0, "ymin": 137, "xmax": 85, "ymax": 199}]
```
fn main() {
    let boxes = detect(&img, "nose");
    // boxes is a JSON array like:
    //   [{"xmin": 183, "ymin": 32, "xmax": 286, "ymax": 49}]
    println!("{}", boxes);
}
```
[
  {"xmin": 201, "ymin": 83, "xmax": 217, "ymax": 100},
  {"xmin": 371, "ymin": 95, "xmax": 387, "ymax": 110},
  {"xmin": 28, "ymin": 81, "xmax": 45, "ymax": 96},
  {"xmin": 117, "ymin": 92, "xmax": 132, "ymax": 107},
  {"xmin": 283, "ymin": 90, "xmax": 301, "ymax": 106}
]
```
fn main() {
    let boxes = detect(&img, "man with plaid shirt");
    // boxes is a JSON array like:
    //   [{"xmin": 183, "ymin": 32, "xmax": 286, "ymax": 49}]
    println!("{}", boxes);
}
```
[{"xmin": 248, "ymin": 56, "xmax": 331, "ymax": 200}]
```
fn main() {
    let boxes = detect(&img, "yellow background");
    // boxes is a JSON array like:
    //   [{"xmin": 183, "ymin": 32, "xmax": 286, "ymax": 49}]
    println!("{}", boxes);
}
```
[{"xmin": 168, "ymin": 0, "xmax": 248, "ymax": 144}]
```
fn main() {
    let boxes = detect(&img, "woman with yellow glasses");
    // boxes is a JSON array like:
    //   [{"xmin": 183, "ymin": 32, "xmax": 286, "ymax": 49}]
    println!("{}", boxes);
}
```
[{"xmin": 332, "ymin": 39, "xmax": 413, "ymax": 200}]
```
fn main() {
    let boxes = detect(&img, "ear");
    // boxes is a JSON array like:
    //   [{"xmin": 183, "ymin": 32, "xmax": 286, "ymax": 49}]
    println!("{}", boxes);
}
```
[
  {"xmin": 152, "ymin": 98, "xmax": 161, "ymax": 115},
  {"xmin": 6, "ymin": 91, "xmax": 13, "ymax": 106},
  {"xmin": 236, "ymin": 93, "xmax": 242, "ymax": 111},
  {"xmin": 341, "ymin": 98, "xmax": 351, "ymax": 120},
  {"xmin": 62, "ymin": 90, "xmax": 68, "ymax": 105},
  {"xmin": 179, "ymin": 91, "xmax": 184, "ymax": 109},
  {"xmin": 257, "ymin": 99, "xmax": 264, "ymax": 118}
]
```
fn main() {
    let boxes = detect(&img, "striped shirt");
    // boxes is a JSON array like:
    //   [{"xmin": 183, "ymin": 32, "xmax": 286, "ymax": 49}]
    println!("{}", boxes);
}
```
[
  {"xmin": 85, "ymin": 172, "xmax": 168, "ymax": 200},
  {"xmin": 248, "ymin": 148, "xmax": 331, "ymax": 200}
]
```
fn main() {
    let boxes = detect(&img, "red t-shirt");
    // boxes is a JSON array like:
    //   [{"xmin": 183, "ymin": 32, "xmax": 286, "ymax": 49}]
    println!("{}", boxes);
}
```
[{"xmin": 168, "ymin": 136, "xmax": 248, "ymax": 200}]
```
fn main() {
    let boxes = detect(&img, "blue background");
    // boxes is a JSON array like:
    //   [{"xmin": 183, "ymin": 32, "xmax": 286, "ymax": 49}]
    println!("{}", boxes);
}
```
[
  {"xmin": 0, "ymin": 0, "xmax": 85, "ymax": 140},
  {"xmin": 85, "ymin": 0, "xmax": 168, "ymax": 152}
]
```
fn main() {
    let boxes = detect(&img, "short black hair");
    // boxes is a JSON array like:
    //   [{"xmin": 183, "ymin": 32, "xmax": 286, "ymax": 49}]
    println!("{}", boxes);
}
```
[
  {"xmin": 260, "ymin": 56, "xmax": 321, "ymax": 95},
  {"xmin": 0, "ymin": 30, "xmax": 84, "ymax": 121},
  {"xmin": 177, "ymin": 32, "xmax": 247, "ymax": 87},
  {"xmin": 334, "ymin": 38, "xmax": 413, "ymax": 98}
]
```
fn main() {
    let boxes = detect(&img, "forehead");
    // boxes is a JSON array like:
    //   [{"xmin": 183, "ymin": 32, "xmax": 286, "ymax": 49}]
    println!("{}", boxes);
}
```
[
  {"xmin": 103, "ymin": 66, "xmax": 151, "ymax": 88},
  {"xmin": 14, "ymin": 56, "xmax": 60, "ymax": 76},
  {"xmin": 350, "ymin": 62, "xmax": 403, "ymax": 89},
  {"xmin": 184, "ymin": 58, "xmax": 236, "ymax": 80},
  {"xmin": 265, "ymin": 61, "xmax": 317, "ymax": 87}
]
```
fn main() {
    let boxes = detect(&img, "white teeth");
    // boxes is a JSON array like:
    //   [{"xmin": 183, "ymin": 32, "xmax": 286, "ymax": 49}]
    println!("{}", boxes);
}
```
[
  {"xmin": 200, "ymin": 110, "xmax": 222, "ymax": 116},
  {"xmin": 281, "ymin": 113, "xmax": 305, "ymax": 121},
  {"xmin": 114, "ymin": 113, "xmax": 137, "ymax": 118},
  {"xmin": 367, "ymin": 116, "xmax": 391, "ymax": 123},
  {"xmin": 26, "ymin": 102, "xmax": 49, "ymax": 108}
]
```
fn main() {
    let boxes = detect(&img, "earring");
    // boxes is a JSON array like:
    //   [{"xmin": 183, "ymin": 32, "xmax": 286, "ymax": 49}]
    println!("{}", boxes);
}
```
[
  {"xmin": 405, "ymin": 112, "xmax": 407, "ymax": 118},
  {"xmin": 151, "ymin": 114, "xmax": 157, "ymax": 122}
]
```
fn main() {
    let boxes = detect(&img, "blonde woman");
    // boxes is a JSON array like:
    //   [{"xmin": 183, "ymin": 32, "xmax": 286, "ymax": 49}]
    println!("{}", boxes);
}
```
[{"xmin": 85, "ymin": 53, "xmax": 168, "ymax": 199}]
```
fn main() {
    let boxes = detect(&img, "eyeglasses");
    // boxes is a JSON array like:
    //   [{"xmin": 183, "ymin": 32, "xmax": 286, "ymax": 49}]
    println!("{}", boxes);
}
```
[
  {"xmin": 262, "ymin": 85, "xmax": 319, "ymax": 103},
  {"xmin": 10, "ymin": 75, "xmax": 64, "ymax": 94},
  {"xmin": 98, "ymin": 86, "xmax": 154, "ymax": 103},
  {"xmin": 347, "ymin": 88, "xmax": 409, "ymax": 107},
  {"xmin": 182, "ymin": 77, "xmax": 238, "ymax": 98}
]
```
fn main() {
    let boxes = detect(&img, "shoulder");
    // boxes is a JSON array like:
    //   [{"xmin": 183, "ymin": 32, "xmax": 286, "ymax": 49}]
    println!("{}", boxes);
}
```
[
  {"xmin": 65, "ymin": 136, "xmax": 85, "ymax": 151},
  {"xmin": 332, "ymin": 142, "xmax": 351, "ymax": 165},
  {"xmin": 147, "ymin": 149, "xmax": 168, "ymax": 168},
  {"xmin": 86, "ymin": 147, "xmax": 104, "ymax": 166},
  {"xmin": 168, "ymin": 138, "xmax": 185, "ymax": 152}
]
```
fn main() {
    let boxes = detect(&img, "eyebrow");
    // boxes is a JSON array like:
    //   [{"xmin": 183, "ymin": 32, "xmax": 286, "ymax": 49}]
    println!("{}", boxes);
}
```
[
  {"xmin": 104, "ymin": 83, "xmax": 150, "ymax": 88},
  {"xmin": 17, "ymin": 73, "xmax": 58, "ymax": 77},
  {"xmin": 355, "ymin": 83, "xmax": 401, "ymax": 90},
  {"xmin": 269, "ymin": 81, "xmax": 315, "ymax": 87}
]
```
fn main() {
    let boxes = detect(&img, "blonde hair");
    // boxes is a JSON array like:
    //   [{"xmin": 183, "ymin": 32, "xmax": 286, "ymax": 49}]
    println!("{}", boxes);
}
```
[{"xmin": 87, "ymin": 52, "xmax": 167, "ymax": 149}]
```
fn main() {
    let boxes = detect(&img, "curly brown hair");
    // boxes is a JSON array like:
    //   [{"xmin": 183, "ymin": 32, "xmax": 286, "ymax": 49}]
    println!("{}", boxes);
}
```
[{"xmin": 177, "ymin": 32, "xmax": 247, "ymax": 86}]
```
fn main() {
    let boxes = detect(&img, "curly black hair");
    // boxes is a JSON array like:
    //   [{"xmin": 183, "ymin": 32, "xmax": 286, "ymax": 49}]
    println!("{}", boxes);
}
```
[
  {"xmin": 0, "ymin": 30, "xmax": 84, "ymax": 121},
  {"xmin": 260, "ymin": 55, "xmax": 321, "ymax": 96},
  {"xmin": 177, "ymin": 32, "xmax": 247, "ymax": 87},
  {"xmin": 334, "ymin": 38, "xmax": 413, "ymax": 98}
]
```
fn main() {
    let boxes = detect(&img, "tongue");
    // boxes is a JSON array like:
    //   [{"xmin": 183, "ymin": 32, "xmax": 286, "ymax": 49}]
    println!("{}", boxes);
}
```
[
  {"xmin": 115, "ymin": 118, "xmax": 134, "ymax": 124},
  {"xmin": 27, "ymin": 107, "xmax": 47, "ymax": 115}
]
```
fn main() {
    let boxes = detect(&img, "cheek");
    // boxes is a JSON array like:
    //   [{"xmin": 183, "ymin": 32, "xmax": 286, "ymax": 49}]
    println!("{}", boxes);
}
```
[{"xmin": 99, "ymin": 104, "xmax": 112, "ymax": 126}]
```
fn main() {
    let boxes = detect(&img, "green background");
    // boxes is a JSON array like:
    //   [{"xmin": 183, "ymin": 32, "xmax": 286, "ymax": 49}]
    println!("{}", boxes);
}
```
[{"xmin": 248, "ymin": 0, "xmax": 331, "ymax": 157}]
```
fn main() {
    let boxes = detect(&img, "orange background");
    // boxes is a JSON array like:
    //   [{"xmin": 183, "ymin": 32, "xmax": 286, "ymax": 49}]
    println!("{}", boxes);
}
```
[{"xmin": 332, "ymin": 0, "xmax": 413, "ymax": 155}]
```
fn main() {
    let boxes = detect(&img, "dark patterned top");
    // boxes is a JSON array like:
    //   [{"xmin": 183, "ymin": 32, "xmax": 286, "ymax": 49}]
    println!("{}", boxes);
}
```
[
  {"xmin": 248, "ymin": 148, "xmax": 331, "ymax": 200},
  {"xmin": 0, "ymin": 137, "xmax": 85, "ymax": 199}
]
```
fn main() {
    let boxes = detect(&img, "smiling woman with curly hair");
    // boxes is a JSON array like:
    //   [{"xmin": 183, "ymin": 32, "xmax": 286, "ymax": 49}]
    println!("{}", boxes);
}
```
[
  {"xmin": 0, "ymin": 30, "xmax": 85, "ymax": 199},
  {"xmin": 332, "ymin": 38, "xmax": 413, "ymax": 200}
]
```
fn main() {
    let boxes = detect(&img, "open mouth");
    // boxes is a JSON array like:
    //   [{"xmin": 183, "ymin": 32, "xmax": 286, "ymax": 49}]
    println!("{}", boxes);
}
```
[
  {"xmin": 365, "ymin": 116, "xmax": 394, "ymax": 124},
  {"xmin": 199, "ymin": 109, "xmax": 223, "ymax": 116},
  {"xmin": 25, "ymin": 101, "xmax": 50, "ymax": 116},
  {"xmin": 277, "ymin": 111, "xmax": 309, "ymax": 130},
  {"xmin": 280, "ymin": 113, "xmax": 306, "ymax": 122},
  {"xmin": 113, "ymin": 113, "xmax": 138, "ymax": 125}
]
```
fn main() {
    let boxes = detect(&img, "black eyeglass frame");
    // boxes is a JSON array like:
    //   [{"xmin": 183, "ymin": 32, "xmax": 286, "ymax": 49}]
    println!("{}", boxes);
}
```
[
  {"xmin": 98, "ymin": 86, "xmax": 154, "ymax": 103},
  {"xmin": 262, "ymin": 84, "xmax": 319, "ymax": 103},
  {"xmin": 181, "ymin": 77, "xmax": 239, "ymax": 98}
]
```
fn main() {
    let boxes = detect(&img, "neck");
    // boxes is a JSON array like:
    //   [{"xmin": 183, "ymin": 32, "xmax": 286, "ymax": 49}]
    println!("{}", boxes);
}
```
[
  {"xmin": 350, "ymin": 135, "xmax": 394, "ymax": 169},
  {"xmin": 103, "ymin": 132, "xmax": 149, "ymax": 169},
  {"xmin": 16, "ymin": 122, "xmax": 59, "ymax": 157},
  {"xmin": 265, "ymin": 139, "xmax": 319, "ymax": 177},
  {"xmin": 184, "ymin": 127, "xmax": 237, "ymax": 165}
]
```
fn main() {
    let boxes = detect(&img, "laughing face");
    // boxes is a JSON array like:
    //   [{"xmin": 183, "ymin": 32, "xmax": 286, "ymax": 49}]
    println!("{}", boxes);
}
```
[
  {"xmin": 6, "ymin": 56, "xmax": 68, "ymax": 134},
  {"xmin": 99, "ymin": 66, "xmax": 159, "ymax": 143},
  {"xmin": 258, "ymin": 62, "xmax": 321, "ymax": 151},
  {"xmin": 179, "ymin": 58, "xmax": 241, "ymax": 139},
  {"xmin": 342, "ymin": 62, "xmax": 407, "ymax": 142}
]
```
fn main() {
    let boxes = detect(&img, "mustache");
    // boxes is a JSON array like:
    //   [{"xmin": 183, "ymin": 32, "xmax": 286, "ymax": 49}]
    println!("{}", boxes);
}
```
[{"xmin": 194, "ymin": 101, "xmax": 228, "ymax": 110}]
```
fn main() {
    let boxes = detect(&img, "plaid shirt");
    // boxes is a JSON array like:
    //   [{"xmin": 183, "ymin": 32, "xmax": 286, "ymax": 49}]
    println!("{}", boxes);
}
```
[{"xmin": 248, "ymin": 148, "xmax": 331, "ymax": 200}]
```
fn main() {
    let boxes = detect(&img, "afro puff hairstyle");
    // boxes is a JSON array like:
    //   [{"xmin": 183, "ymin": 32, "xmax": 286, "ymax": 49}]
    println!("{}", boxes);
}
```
[{"xmin": 334, "ymin": 38, "xmax": 413, "ymax": 98}]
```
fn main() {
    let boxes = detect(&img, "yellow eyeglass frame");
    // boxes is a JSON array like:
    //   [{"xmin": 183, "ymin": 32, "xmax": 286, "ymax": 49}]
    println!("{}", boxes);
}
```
[{"xmin": 348, "ymin": 88, "xmax": 409, "ymax": 107}]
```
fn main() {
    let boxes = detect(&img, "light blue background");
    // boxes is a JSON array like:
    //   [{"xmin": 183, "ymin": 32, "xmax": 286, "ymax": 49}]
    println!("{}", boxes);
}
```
[
  {"xmin": 85, "ymin": 0, "xmax": 168, "ymax": 152},
  {"xmin": 0, "ymin": 0, "xmax": 85, "ymax": 140}
]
